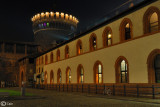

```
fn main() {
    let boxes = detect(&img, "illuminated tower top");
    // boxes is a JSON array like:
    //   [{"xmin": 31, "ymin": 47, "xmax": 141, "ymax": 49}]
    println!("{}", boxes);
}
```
[{"xmin": 31, "ymin": 11, "xmax": 79, "ymax": 51}]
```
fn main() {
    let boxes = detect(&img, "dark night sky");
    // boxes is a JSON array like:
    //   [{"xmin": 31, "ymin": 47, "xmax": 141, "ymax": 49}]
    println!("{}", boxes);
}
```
[{"xmin": 0, "ymin": 0, "xmax": 142, "ymax": 42}]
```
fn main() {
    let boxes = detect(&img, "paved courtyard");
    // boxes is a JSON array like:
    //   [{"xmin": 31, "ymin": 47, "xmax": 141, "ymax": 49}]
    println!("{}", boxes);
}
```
[{"xmin": 0, "ymin": 87, "xmax": 160, "ymax": 107}]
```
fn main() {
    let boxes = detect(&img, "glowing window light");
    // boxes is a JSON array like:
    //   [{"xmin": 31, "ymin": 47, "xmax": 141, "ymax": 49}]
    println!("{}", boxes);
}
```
[
  {"xmin": 47, "ymin": 23, "xmax": 49, "ymax": 27},
  {"xmin": 45, "ymin": 12, "xmax": 49, "ymax": 18},
  {"xmin": 44, "ymin": 23, "xmax": 46, "ymax": 27},
  {"xmin": 56, "ymin": 12, "xmax": 59, "ymax": 18},
  {"xmin": 41, "ymin": 12, "xmax": 45, "ymax": 18},
  {"xmin": 65, "ymin": 14, "xmax": 69, "ymax": 20},
  {"xmin": 50, "ymin": 12, "xmax": 54, "ymax": 18},
  {"xmin": 37, "ymin": 14, "xmax": 40, "ymax": 19},
  {"xmin": 69, "ymin": 15, "xmax": 72, "ymax": 20},
  {"xmin": 61, "ymin": 13, "xmax": 64, "ymax": 19},
  {"xmin": 38, "ymin": 24, "xmax": 41, "ymax": 28}
]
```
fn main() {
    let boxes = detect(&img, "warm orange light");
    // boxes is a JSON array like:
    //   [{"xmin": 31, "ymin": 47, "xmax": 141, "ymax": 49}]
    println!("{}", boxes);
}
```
[
  {"xmin": 45, "ymin": 12, "xmax": 49, "ymax": 18},
  {"xmin": 65, "ymin": 14, "xmax": 69, "ymax": 20},
  {"xmin": 56, "ymin": 12, "xmax": 59, "ymax": 18},
  {"xmin": 73, "ymin": 16, "xmax": 75, "ymax": 21},
  {"xmin": 61, "ymin": 13, "xmax": 64, "ymax": 19},
  {"xmin": 37, "ymin": 14, "xmax": 40, "ymax": 20},
  {"xmin": 41, "ymin": 12, "xmax": 45, "ymax": 18},
  {"xmin": 108, "ymin": 34, "xmax": 111, "ymax": 38},
  {"xmin": 50, "ymin": 12, "xmax": 54, "ymax": 18},
  {"xmin": 69, "ymin": 15, "xmax": 72, "ymax": 20},
  {"xmin": 31, "ymin": 11, "xmax": 79, "ymax": 24}
]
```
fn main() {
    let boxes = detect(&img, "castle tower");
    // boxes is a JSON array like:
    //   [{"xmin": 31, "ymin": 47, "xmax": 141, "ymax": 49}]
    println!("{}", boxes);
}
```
[{"xmin": 31, "ymin": 12, "xmax": 79, "ymax": 51}]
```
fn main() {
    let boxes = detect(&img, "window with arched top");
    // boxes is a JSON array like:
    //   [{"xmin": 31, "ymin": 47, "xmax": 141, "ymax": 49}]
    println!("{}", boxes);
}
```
[
  {"xmin": 77, "ymin": 64, "xmax": 84, "ymax": 83},
  {"xmin": 89, "ymin": 33, "xmax": 97, "ymax": 51},
  {"xmin": 103, "ymin": 27, "xmax": 112, "ymax": 47},
  {"xmin": 66, "ymin": 67, "xmax": 71, "ymax": 84},
  {"xmin": 115, "ymin": 56, "xmax": 129, "ymax": 83},
  {"xmin": 57, "ymin": 69, "xmax": 62, "ymax": 84},
  {"xmin": 76, "ymin": 39, "xmax": 83, "ymax": 55},
  {"xmin": 50, "ymin": 52, "xmax": 53, "ymax": 63},
  {"xmin": 57, "ymin": 49, "xmax": 60, "ymax": 61},
  {"xmin": 45, "ymin": 55, "xmax": 48, "ymax": 64},
  {"xmin": 120, "ymin": 18, "xmax": 133, "ymax": 41},
  {"xmin": 143, "ymin": 6, "xmax": 160, "ymax": 34},
  {"xmin": 94, "ymin": 61, "xmax": 103, "ymax": 84},
  {"xmin": 65, "ymin": 45, "xmax": 69, "ymax": 58},
  {"xmin": 147, "ymin": 49, "xmax": 160, "ymax": 83},
  {"xmin": 50, "ymin": 70, "xmax": 54, "ymax": 84}
]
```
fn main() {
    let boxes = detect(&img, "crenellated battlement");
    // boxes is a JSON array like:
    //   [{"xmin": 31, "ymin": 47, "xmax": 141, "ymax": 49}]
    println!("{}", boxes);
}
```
[{"xmin": 31, "ymin": 12, "xmax": 79, "ymax": 25}]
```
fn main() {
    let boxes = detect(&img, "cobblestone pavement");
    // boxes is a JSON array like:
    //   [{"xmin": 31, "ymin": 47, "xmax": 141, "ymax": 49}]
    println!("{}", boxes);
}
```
[{"xmin": 0, "ymin": 87, "xmax": 160, "ymax": 107}]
